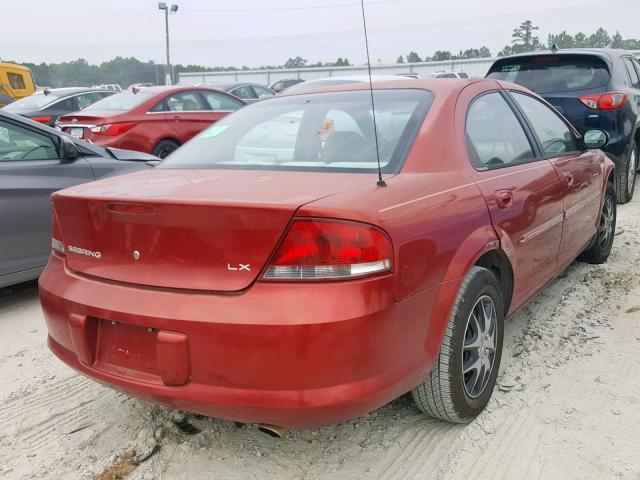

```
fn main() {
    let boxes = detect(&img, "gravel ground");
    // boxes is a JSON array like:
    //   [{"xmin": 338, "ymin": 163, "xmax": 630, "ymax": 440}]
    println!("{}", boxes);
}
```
[{"xmin": 0, "ymin": 197, "xmax": 639, "ymax": 480}]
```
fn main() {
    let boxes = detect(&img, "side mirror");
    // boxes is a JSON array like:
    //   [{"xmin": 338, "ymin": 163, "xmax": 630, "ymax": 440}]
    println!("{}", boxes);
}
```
[
  {"xmin": 583, "ymin": 129, "xmax": 608, "ymax": 150},
  {"xmin": 60, "ymin": 135, "xmax": 79, "ymax": 160}
]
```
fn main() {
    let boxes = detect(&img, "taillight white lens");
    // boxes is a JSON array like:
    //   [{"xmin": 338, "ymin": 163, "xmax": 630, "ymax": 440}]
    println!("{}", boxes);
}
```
[
  {"xmin": 51, "ymin": 238, "xmax": 65, "ymax": 254},
  {"xmin": 262, "ymin": 219, "xmax": 392, "ymax": 281},
  {"xmin": 51, "ymin": 207, "xmax": 65, "ymax": 256}
]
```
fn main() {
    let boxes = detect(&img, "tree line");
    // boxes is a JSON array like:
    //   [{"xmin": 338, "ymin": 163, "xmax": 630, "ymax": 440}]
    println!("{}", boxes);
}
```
[{"xmin": 3, "ymin": 23, "xmax": 640, "ymax": 88}]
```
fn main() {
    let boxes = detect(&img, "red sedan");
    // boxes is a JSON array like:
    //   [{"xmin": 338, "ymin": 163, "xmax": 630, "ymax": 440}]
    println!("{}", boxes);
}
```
[
  {"xmin": 56, "ymin": 86, "xmax": 246, "ymax": 158},
  {"xmin": 40, "ymin": 79, "xmax": 616, "ymax": 429}
]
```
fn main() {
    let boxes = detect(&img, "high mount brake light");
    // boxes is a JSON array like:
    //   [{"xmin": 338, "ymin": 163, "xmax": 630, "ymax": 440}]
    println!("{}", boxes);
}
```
[
  {"xmin": 90, "ymin": 122, "xmax": 136, "ymax": 136},
  {"xmin": 51, "ymin": 207, "xmax": 65, "ymax": 255},
  {"xmin": 30, "ymin": 116, "xmax": 52, "ymax": 124},
  {"xmin": 578, "ymin": 92, "xmax": 627, "ymax": 110},
  {"xmin": 262, "ymin": 219, "xmax": 392, "ymax": 281}
]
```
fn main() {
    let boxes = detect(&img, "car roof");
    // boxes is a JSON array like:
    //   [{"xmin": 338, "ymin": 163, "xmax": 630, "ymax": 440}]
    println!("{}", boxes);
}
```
[
  {"xmin": 212, "ymin": 82, "xmax": 269, "ymax": 90},
  {"xmin": 278, "ymin": 77, "xmax": 483, "ymax": 97},
  {"xmin": 491, "ymin": 48, "xmax": 634, "ymax": 65},
  {"xmin": 36, "ymin": 87, "xmax": 108, "ymax": 96}
]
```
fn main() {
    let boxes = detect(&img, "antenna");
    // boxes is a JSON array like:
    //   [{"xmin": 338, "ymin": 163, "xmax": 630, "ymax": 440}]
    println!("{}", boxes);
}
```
[{"xmin": 360, "ymin": 0, "xmax": 386, "ymax": 187}]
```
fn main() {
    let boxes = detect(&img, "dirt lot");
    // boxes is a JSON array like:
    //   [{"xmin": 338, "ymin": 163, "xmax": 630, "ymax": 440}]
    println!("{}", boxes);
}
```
[{"xmin": 1, "ymin": 198, "xmax": 639, "ymax": 480}]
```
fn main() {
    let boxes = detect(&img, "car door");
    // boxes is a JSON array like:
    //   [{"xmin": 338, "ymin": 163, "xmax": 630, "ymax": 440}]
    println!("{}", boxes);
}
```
[
  {"xmin": 465, "ymin": 91, "xmax": 565, "ymax": 310},
  {"xmin": 201, "ymin": 90, "xmax": 245, "ymax": 120},
  {"xmin": 162, "ymin": 90, "xmax": 213, "ymax": 142},
  {"xmin": 0, "ymin": 117, "xmax": 95, "ymax": 280},
  {"xmin": 509, "ymin": 90, "xmax": 602, "ymax": 270}
]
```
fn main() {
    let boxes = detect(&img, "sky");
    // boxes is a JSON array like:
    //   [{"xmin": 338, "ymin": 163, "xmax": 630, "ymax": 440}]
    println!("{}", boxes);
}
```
[{"xmin": 2, "ymin": 0, "xmax": 640, "ymax": 68}]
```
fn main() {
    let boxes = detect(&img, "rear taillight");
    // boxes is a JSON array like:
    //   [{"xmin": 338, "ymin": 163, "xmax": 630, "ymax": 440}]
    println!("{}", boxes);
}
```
[
  {"xmin": 262, "ymin": 219, "xmax": 392, "ymax": 281},
  {"xmin": 30, "ymin": 116, "xmax": 52, "ymax": 124},
  {"xmin": 51, "ymin": 207, "xmax": 65, "ymax": 255},
  {"xmin": 579, "ymin": 92, "xmax": 627, "ymax": 110},
  {"xmin": 90, "ymin": 122, "xmax": 136, "ymax": 136}
]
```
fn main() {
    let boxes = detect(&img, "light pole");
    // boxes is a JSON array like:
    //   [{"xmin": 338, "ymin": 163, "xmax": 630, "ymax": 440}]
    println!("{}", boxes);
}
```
[{"xmin": 158, "ymin": 2, "xmax": 178, "ymax": 85}]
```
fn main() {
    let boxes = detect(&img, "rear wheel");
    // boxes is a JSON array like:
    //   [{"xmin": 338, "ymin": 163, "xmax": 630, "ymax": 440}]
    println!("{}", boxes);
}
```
[
  {"xmin": 579, "ymin": 184, "xmax": 616, "ymax": 264},
  {"xmin": 412, "ymin": 266, "xmax": 504, "ymax": 423},
  {"xmin": 615, "ymin": 141, "xmax": 637, "ymax": 204},
  {"xmin": 152, "ymin": 139, "xmax": 180, "ymax": 159}
]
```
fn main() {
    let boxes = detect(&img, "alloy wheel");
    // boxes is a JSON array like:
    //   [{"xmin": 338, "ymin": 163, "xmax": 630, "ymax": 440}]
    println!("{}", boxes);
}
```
[
  {"xmin": 628, "ymin": 148, "xmax": 637, "ymax": 196},
  {"xmin": 462, "ymin": 295, "xmax": 498, "ymax": 399},
  {"xmin": 598, "ymin": 195, "xmax": 615, "ymax": 250}
]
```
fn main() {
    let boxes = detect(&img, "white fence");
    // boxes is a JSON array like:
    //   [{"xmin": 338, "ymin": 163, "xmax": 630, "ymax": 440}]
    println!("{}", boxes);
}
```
[
  {"xmin": 178, "ymin": 57, "xmax": 496, "ymax": 86},
  {"xmin": 178, "ymin": 51, "xmax": 640, "ymax": 86}
]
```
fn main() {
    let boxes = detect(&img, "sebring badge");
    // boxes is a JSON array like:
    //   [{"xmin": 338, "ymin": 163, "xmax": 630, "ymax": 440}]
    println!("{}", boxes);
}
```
[
  {"xmin": 133, "ymin": 250, "xmax": 141, "ymax": 260},
  {"xmin": 67, "ymin": 246, "xmax": 102, "ymax": 259}
]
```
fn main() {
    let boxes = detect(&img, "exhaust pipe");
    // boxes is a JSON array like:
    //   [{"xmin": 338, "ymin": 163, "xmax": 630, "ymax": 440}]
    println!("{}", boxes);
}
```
[{"xmin": 257, "ymin": 424, "xmax": 289, "ymax": 439}]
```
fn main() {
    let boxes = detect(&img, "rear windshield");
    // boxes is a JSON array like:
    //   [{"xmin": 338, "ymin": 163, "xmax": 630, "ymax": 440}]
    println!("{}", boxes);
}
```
[
  {"xmin": 487, "ymin": 54, "xmax": 610, "ymax": 94},
  {"xmin": 82, "ymin": 90, "xmax": 155, "ymax": 112},
  {"xmin": 160, "ymin": 89, "xmax": 431, "ymax": 173},
  {"xmin": 3, "ymin": 92, "xmax": 64, "ymax": 111}
]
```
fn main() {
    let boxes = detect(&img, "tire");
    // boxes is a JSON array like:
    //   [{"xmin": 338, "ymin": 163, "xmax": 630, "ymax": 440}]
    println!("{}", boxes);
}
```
[
  {"xmin": 579, "ymin": 184, "xmax": 616, "ymax": 264},
  {"xmin": 152, "ymin": 139, "xmax": 180, "ymax": 159},
  {"xmin": 412, "ymin": 266, "xmax": 504, "ymax": 423},
  {"xmin": 615, "ymin": 141, "xmax": 637, "ymax": 204}
]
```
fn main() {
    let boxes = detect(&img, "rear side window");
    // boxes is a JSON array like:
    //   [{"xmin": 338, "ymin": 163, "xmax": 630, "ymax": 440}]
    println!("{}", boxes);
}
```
[
  {"xmin": 232, "ymin": 86, "xmax": 257, "ymax": 100},
  {"xmin": 202, "ymin": 91, "xmax": 244, "ymax": 111},
  {"xmin": 466, "ymin": 92, "xmax": 535, "ymax": 169},
  {"xmin": 253, "ymin": 86, "xmax": 275, "ymax": 99},
  {"xmin": 159, "ymin": 89, "xmax": 432, "ymax": 173},
  {"xmin": 7, "ymin": 72, "xmax": 26, "ymax": 89},
  {"xmin": 623, "ymin": 57, "xmax": 640, "ymax": 88},
  {"xmin": 511, "ymin": 92, "xmax": 578, "ymax": 157},
  {"xmin": 487, "ymin": 55, "xmax": 610, "ymax": 94}
]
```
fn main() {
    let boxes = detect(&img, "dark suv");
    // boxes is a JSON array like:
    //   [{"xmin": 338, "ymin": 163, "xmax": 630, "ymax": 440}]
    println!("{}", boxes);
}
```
[{"xmin": 487, "ymin": 49, "xmax": 640, "ymax": 203}]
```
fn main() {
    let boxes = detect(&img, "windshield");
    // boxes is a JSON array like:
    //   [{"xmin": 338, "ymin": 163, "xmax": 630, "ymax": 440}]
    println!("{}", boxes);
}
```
[
  {"xmin": 487, "ymin": 54, "xmax": 610, "ymax": 94},
  {"xmin": 160, "ymin": 89, "xmax": 431, "ymax": 173},
  {"xmin": 3, "ymin": 92, "xmax": 65, "ymax": 111},
  {"xmin": 82, "ymin": 90, "xmax": 155, "ymax": 112}
]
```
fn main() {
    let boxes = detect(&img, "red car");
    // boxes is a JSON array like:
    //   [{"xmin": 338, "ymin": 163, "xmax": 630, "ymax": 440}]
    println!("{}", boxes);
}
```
[
  {"xmin": 40, "ymin": 79, "xmax": 616, "ymax": 430},
  {"xmin": 56, "ymin": 86, "xmax": 246, "ymax": 158}
]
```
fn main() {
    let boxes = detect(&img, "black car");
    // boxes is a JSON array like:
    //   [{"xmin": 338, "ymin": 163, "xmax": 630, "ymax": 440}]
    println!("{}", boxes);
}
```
[
  {"xmin": 269, "ymin": 78, "xmax": 304, "ymax": 93},
  {"xmin": 196, "ymin": 82, "xmax": 275, "ymax": 103},
  {"xmin": 487, "ymin": 48, "xmax": 640, "ymax": 203},
  {"xmin": 0, "ymin": 110, "xmax": 156, "ymax": 288},
  {"xmin": 2, "ymin": 87, "xmax": 115, "ymax": 127}
]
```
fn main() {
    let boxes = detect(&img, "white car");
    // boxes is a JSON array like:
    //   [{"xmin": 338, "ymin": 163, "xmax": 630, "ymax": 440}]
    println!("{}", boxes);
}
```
[{"xmin": 427, "ymin": 71, "xmax": 469, "ymax": 79}]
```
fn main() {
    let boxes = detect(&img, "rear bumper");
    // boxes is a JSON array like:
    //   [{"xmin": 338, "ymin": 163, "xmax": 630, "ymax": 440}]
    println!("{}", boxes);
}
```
[{"xmin": 40, "ymin": 254, "xmax": 439, "ymax": 428}]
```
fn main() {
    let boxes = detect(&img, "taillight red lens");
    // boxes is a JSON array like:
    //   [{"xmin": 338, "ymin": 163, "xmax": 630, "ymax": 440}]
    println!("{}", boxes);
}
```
[
  {"xmin": 262, "ymin": 219, "xmax": 392, "ymax": 280},
  {"xmin": 579, "ymin": 92, "xmax": 627, "ymax": 110},
  {"xmin": 30, "ymin": 116, "xmax": 52, "ymax": 124},
  {"xmin": 51, "ymin": 206, "xmax": 65, "ymax": 255},
  {"xmin": 90, "ymin": 122, "xmax": 136, "ymax": 136}
]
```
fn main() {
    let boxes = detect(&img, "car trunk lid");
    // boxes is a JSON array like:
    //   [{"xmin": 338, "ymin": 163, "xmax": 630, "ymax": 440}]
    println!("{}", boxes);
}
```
[{"xmin": 52, "ymin": 169, "xmax": 377, "ymax": 292}]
